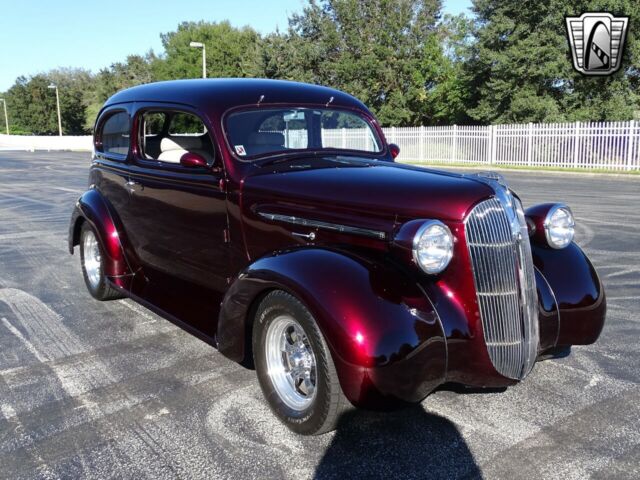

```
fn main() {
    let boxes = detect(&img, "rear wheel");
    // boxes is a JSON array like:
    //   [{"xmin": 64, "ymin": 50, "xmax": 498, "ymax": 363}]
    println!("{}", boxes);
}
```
[
  {"xmin": 253, "ymin": 290, "xmax": 350, "ymax": 435},
  {"xmin": 79, "ymin": 222, "xmax": 123, "ymax": 301}
]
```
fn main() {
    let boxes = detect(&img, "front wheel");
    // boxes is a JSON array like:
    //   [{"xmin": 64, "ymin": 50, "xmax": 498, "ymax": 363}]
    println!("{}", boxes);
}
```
[
  {"xmin": 79, "ymin": 222, "xmax": 123, "ymax": 301},
  {"xmin": 253, "ymin": 290, "xmax": 350, "ymax": 435}
]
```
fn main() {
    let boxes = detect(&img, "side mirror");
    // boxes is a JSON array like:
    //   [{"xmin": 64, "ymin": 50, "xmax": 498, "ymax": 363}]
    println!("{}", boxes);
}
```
[
  {"xmin": 180, "ymin": 151, "xmax": 207, "ymax": 168},
  {"xmin": 389, "ymin": 143, "xmax": 400, "ymax": 159}
]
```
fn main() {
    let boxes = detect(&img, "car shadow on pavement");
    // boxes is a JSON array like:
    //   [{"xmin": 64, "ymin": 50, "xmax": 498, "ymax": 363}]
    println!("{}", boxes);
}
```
[{"xmin": 313, "ymin": 404, "xmax": 482, "ymax": 480}]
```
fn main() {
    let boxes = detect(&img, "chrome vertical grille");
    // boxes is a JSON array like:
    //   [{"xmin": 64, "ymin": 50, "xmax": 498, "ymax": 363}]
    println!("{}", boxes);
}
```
[{"xmin": 465, "ymin": 196, "xmax": 539, "ymax": 380}]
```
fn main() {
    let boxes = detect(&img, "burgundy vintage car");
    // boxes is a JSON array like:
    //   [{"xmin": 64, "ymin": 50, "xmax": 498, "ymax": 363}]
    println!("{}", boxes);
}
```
[{"xmin": 69, "ymin": 79, "xmax": 606, "ymax": 434}]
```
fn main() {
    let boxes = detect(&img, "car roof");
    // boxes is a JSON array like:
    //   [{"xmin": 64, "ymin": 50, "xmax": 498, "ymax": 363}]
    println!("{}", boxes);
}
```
[{"xmin": 104, "ymin": 78, "xmax": 369, "ymax": 114}]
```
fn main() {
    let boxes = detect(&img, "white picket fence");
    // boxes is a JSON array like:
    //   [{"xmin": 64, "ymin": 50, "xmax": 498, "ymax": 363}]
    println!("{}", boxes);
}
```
[
  {"xmin": 2, "ymin": 121, "xmax": 639, "ymax": 171},
  {"xmin": 383, "ymin": 121, "xmax": 640, "ymax": 171}
]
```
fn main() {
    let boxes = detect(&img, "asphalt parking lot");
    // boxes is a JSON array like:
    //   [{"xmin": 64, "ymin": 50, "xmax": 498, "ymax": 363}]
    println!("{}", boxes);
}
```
[{"xmin": 0, "ymin": 151, "xmax": 638, "ymax": 479}]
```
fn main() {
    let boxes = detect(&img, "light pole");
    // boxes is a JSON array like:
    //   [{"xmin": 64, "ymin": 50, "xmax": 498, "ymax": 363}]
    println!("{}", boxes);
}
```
[
  {"xmin": 48, "ymin": 84, "xmax": 62, "ymax": 136},
  {"xmin": 0, "ymin": 98, "xmax": 8, "ymax": 134},
  {"xmin": 189, "ymin": 41, "xmax": 206, "ymax": 79}
]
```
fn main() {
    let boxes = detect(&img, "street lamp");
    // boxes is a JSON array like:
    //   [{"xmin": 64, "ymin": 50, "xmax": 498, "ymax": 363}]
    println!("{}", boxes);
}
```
[
  {"xmin": 0, "ymin": 98, "xmax": 8, "ymax": 134},
  {"xmin": 47, "ymin": 84, "xmax": 62, "ymax": 136},
  {"xmin": 189, "ymin": 41, "xmax": 206, "ymax": 79}
]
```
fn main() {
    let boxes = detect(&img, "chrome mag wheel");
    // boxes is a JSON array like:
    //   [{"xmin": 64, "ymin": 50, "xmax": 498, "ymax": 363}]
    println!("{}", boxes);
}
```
[
  {"xmin": 82, "ymin": 229, "xmax": 102, "ymax": 289},
  {"xmin": 265, "ymin": 314, "xmax": 318, "ymax": 411}
]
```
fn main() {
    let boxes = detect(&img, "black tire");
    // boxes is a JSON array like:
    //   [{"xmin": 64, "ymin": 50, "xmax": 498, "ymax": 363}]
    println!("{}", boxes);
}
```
[
  {"xmin": 79, "ymin": 222, "xmax": 124, "ymax": 301},
  {"xmin": 538, "ymin": 345, "xmax": 572, "ymax": 361},
  {"xmin": 253, "ymin": 290, "xmax": 351, "ymax": 435}
]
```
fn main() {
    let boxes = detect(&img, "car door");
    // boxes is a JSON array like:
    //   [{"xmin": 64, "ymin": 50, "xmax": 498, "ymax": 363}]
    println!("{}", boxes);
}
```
[{"xmin": 125, "ymin": 105, "xmax": 229, "ymax": 336}]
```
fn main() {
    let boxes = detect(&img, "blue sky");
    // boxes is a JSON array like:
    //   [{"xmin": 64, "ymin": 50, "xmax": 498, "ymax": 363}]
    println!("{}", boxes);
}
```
[{"xmin": 0, "ymin": 0, "xmax": 472, "ymax": 92}]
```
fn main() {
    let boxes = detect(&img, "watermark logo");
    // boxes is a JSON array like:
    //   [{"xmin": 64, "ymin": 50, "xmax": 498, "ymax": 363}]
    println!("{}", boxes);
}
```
[{"xmin": 566, "ymin": 12, "xmax": 629, "ymax": 76}]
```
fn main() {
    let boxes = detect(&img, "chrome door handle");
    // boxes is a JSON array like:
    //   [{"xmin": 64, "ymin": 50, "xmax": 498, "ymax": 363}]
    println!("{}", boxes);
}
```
[
  {"xmin": 125, "ymin": 180, "xmax": 143, "ymax": 191},
  {"xmin": 292, "ymin": 231, "xmax": 316, "ymax": 241}
]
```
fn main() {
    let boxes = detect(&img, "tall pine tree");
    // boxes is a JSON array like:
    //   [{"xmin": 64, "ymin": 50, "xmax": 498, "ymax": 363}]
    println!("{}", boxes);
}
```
[{"xmin": 466, "ymin": 0, "xmax": 640, "ymax": 123}]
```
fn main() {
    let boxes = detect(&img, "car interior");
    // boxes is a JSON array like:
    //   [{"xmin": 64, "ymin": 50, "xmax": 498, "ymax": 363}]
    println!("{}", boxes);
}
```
[
  {"xmin": 140, "ymin": 111, "xmax": 215, "ymax": 165},
  {"xmin": 246, "ymin": 131, "xmax": 286, "ymax": 155},
  {"xmin": 226, "ymin": 110, "xmax": 311, "ymax": 157}
]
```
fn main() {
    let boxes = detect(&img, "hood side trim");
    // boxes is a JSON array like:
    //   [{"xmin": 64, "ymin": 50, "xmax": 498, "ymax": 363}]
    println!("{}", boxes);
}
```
[{"xmin": 258, "ymin": 212, "xmax": 387, "ymax": 240}]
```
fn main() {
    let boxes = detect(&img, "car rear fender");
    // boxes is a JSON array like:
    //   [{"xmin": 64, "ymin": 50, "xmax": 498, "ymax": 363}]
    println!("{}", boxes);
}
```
[
  {"xmin": 68, "ymin": 188, "xmax": 134, "ymax": 285},
  {"xmin": 217, "ymin": 247, "xmax": 447, "ymax": 405}
]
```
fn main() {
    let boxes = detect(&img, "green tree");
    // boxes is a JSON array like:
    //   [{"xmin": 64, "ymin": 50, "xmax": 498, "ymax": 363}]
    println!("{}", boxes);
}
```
[
  {"xmin": 466, "ymin": 0, "xmax": 640, "ymax": 124},
  {"xmin": 153, "ymin": 21, "xmax": 261, "ymax": 81},
  {"xmin": 0, "ymin": 90, "xmax": 8, "ymax": 133},
  {"xmin": 5, "ymin": 76, "xmax": 54, "ymax": 135},
  {"xmin": 86, "ymin": 53, "xmax": 157, "ymax": 129},
  {"xmin": 255, "ymin": 0, "xmax": 446, "ymax": 126},
  {"xmin": 426, "ymin": 14, "xmax": 475, "ymax": 124},
  {"xmin": 4, "ymin": 69, "xmax": 94, "ymax": 135},
  {"xmin": 48, "ymin": 68, "xmax": 94, "ymax": 134},
  {"xmin": 6, "ymin": 75, "xmax": 64, "ymax": 135}
]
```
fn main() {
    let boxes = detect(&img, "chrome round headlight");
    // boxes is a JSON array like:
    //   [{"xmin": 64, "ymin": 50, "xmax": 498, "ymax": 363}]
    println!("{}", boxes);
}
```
[
  {"xmin": 412, "ymin": 220, "xmax": 454, "ymax": 274},
  {"xmin": 544, "ymin": 205, "xmax": 575, "ymax": 249}
]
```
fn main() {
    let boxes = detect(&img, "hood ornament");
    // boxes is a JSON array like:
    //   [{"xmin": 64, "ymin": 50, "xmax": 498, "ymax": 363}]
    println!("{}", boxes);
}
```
[{"xmin": 475, "ymin": 171, "xmax": 507, "ymax": 188}]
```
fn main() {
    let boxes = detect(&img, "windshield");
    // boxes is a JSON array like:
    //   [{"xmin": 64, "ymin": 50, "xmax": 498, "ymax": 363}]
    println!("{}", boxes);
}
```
[{"xmin": 225, "ymin": 107, "xmax": 383, "ymax": 159}]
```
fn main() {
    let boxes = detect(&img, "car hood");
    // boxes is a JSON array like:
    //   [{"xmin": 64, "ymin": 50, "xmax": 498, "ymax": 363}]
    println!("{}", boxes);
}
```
[{"xmin": 241, "ymin": 158, "xmax": 495, "ymax": 231}]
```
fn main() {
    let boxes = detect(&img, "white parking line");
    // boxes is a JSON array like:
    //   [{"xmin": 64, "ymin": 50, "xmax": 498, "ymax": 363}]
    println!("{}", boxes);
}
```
[
  {"xmin": 0, "ymin": 231, "xmax": 53, "ymax": 241},
  {"xmin": 0, "ymin": 192, "xmax": 56, "ymax": 207}
]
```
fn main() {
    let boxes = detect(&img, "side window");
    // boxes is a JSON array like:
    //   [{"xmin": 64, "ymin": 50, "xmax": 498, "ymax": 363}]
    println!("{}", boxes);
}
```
[
  {"xmin": 99, "ymin": 112, "xmax": 130, "ymax": 156},
  {"xmin": 139, "ymin": 110, "xmax": 215, "ymax": 166}
]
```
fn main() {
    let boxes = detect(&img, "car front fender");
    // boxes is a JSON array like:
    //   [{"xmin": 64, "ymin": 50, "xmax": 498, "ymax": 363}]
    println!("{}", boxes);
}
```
[
  {"xmin": 531, "ymin": 242, "xmax": 606, "ymax": 347},
  {"xmin": 217, "ymin": 247, "xmax": 447, "ymax": 406}
]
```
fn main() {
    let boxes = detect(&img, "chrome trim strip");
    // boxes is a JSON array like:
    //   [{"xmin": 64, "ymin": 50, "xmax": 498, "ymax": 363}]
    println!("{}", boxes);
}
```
[{"xmin": 258, "ymin": 212, "xmax": 387, "ymax": 240}]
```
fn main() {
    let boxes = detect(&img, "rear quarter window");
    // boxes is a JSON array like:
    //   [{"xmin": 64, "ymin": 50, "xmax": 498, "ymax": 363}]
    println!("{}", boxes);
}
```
[{"xmin": 99, "ymin": 111, "xmax": 130, "ymax": 156}]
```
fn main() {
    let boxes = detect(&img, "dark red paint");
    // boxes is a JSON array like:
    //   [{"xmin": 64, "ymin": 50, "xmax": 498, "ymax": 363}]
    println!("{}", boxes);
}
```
[
  {"xmin": 389, "ymin": 143, "xmax": 400, "ymax": 159},
  {"xmin": 180, "ymin": 151, "xmax": 208, "ymax": 168},
  {"xmin": 68, "ymin": 189, "xmax": 133, "ymax": 289},
  {"xmin": 68, "ymin": 79, "xmax": 606, "ymax": 406}
]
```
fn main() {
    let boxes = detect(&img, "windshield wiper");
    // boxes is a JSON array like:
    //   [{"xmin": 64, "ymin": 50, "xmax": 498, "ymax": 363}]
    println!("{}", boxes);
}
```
[{"xmin": 256, "ymin": 150, "xmax": 381, "ymax": 168}]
